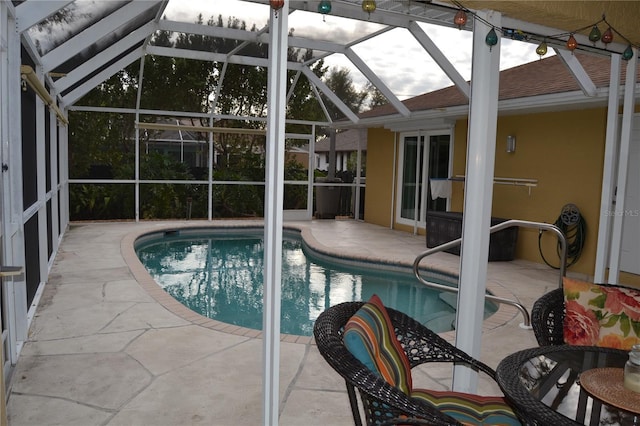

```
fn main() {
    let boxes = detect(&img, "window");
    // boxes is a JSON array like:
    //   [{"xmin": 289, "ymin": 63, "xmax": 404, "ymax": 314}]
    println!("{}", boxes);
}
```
[{"xmin": 396, "ymin": 131, "xmax": 452, "ymax": 226}]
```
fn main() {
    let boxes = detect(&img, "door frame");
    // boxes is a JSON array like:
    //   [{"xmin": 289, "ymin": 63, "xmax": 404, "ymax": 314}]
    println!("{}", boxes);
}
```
[{"xmin": 395, "ymin": 129, "xmax": 453, "ymax": 229}]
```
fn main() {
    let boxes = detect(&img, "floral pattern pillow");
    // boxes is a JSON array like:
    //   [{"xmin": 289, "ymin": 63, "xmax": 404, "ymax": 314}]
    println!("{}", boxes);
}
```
[{"xmin": 563, "ymin": 277, "xmax": 640, "ymax": 349}]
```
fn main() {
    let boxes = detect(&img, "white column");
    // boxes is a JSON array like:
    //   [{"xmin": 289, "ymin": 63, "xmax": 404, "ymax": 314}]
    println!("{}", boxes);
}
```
[
  {"xmin": 58, "ymin": 121, "xmax": 69, "ymax": 231},
  {"xmin": 607, "ymin": 50, "xmax": 637, "ymax": 283},
  {"xmin": 208, "ymin": 118, "xmax": 214, "ymax": 221},
  {"xmin": 594, "ymin": 55, "xmax": 621, "ymax": 282},
  {"xmin": 6, "ymin": 3, "xmax": 27, "ymax": 351},
  {"xmin": 35, "ymin": 66, "xmax": 48, "ymax": 284},
  {"xmin": 50, "ymin": 91, "xmax": 60, "ymax": 254},
  {"xmin": 263, "ymin": 2, "xmax": 288, "ymax": 425},
  {"xmin": 453, "ymin": 10, "xmax": 501, "ymax": 393},
  {"xmin": 134, "ymin": 57, "xmax": 145, "ymax": 222},
  {"xmin": 307, "ymin": 131, "xmax": 315, "ymax": 217},
  {"xmin": 413, "ymin": 130, "xmax": 422, "ymax": 234}
]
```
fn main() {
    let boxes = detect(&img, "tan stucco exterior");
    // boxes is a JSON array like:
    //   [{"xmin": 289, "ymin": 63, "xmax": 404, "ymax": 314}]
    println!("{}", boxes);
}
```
[
  {"xmin": 364, "ymin": 107, "xmax": 640, "ymax": 287},
  {"xmin": 363, "ymin": 128, "xmax": 396, "ymax": 227}
]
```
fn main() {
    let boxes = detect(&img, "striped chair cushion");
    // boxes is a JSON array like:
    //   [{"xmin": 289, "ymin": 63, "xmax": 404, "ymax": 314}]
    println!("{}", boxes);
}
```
[
  {"xmin": 344, "ymin": 294, "xmax": 412, "ymax": 394},
  {"xmin": 411, "ymin": 389, "xmax": 521, "ymax": 425}
]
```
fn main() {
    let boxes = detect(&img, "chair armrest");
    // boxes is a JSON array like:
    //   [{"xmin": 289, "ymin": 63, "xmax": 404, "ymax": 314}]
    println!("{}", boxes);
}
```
[
  {"xmin": 531, "ymin": 288, "xmax": 565, "ymax": 346},
  {"xmin": 386, "ymin": 306, "xmax": 498, "ymax": 379}
]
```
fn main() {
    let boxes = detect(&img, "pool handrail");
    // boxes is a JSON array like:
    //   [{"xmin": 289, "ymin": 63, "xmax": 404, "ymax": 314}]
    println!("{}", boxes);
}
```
[{"xmin": 412, "ymin": 220, "xmax": 568, "ymax": 328}]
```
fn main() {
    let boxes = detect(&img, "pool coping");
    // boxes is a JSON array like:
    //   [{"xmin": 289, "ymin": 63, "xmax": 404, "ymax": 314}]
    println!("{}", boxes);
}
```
[{"xmin": 121, "ymin": 221, "xmax": 522, "ymax": 345}]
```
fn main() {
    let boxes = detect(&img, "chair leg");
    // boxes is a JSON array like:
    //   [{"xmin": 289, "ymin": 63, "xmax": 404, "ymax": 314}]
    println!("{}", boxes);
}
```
[{"xmin": 346, "ymin": 381, "xmax": 363, "ymax": 426}]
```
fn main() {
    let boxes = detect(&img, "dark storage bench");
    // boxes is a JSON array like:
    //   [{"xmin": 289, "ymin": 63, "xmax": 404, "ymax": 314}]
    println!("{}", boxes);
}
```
[{"xmin": 425, "ymin": 211, "xmax": 518, "ymax": 261}]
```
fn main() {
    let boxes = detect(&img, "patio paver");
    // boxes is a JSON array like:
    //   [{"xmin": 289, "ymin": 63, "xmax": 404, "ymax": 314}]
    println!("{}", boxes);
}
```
[{"xmin": 6, "ymin": 219, "xmax": 566, "ymax": 425}]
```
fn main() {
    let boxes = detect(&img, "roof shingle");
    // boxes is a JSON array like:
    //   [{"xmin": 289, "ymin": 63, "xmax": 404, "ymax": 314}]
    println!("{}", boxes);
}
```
[{"xmin": 360, "ymin": 53, "xmax": 635, "ymax": 119}]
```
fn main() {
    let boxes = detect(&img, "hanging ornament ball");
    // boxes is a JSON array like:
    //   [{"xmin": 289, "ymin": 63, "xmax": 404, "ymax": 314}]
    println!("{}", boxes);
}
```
[
  {"xmin": 485, "ymin": 28, "xmax": 498, "ymax": 48},
  {"xmin": 318, "ymin": 0, "xmax": 332, "ymax": 14},
  {"xmin": 362, "ymin": 0, "xmax": 377, "ymax": 14},
  {"xmin": 453, "ymin": 9, "xmax": 467, "ymax": 29},
  {"xmin": 270, "ymin": 0, "xmax": 285, "ymax": 10},
  {"xmin": 566, "ymin": 34, "xmax": 578, "ymax": 51},
  {"xmin": 622, "ymin": 45, "xmax": 634, "ymax": 61},
  {"xmin": 602, "ymin": 27, "xmax": 614, "ymax": 44},
  {"xmin": 536, "ymin": 41, "xmax": 548, "ymax": 57},
  {"xmin": 588, "ymin": 25, "xmax": 601, "ymax": 43}
]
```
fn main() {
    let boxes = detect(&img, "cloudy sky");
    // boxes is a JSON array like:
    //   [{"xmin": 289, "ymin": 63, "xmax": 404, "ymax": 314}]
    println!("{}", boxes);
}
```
[{"xmin": 163, "ymin": 0, "xmax": 549, "ymax": 99}]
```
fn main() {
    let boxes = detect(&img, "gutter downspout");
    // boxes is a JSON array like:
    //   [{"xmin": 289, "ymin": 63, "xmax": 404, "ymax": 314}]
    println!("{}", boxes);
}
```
[{"xmin": 391, "ymin": 132, "xmax": 398, "ymax": 229}]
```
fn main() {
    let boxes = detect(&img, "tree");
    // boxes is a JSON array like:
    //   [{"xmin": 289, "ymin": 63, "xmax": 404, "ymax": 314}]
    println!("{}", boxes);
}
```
[
  {"xmin": 364, "ymin": 82, "xmax": 389, "ymax": 109},
  {"xmin": 323, "ymin": 67, "xmax": 368, "ymax": 121},
  {"xmin": 69, "ymin": 16, "xmax": 338, "ymax": 219},
  {"xmin": 320, "ymin": 68, "xmax": 368, "ymax": 178}
]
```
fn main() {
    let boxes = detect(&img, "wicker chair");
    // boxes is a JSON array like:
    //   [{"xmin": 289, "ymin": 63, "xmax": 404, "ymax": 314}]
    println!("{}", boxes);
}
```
[
  {"xmin": 530, "ymin": 288, "xmax": 565, "ymax": 346},
  {"xmin": 313, "ymin": 301, "xmax": 526, "ymax": 426},
  {"xmin": 531, "ymin": 283, "xmax": 639, "ymax": 346}
]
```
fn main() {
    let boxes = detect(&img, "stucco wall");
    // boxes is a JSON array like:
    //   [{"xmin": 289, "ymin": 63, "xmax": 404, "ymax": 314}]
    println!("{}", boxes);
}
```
[
  {"xmin": 365, "ymin": 107, "xmax": 639, "ymax": 286},
  {"xmin": 453, "ymin": 108, "xmax": 608, "ymax": 278},
  {"xmin": 363, "ymin": 128, "xmax": 395, "ymax": 227}
]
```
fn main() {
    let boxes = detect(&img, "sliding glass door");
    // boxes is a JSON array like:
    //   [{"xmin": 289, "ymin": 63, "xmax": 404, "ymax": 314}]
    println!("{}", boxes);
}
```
[{"xmin": 397, "ymin": 131, "xmax": 451, "ymax": 227}]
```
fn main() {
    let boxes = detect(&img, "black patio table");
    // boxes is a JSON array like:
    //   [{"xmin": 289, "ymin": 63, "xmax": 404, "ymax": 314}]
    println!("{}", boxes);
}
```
[{"xmin": 495, "ymin": 344, "xmax": 639, "ymax": 426}]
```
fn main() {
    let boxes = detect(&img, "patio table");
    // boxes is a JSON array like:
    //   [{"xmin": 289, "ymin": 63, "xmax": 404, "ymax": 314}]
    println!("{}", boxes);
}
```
[
  {"xmin": 579, "ymin": 368, "xmax": 640, "ymax": 417},
  {"xmin": 495, "ymin": 345, "xmax": 637, "ymax": 425}
]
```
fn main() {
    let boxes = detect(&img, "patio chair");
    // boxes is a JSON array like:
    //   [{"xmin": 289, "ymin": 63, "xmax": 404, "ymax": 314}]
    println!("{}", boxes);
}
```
[
  {"xmin": 530, "ymin": 288, "xmax": 565, "ymax": 346},
  {"xmin": 531, "ymin": 278, "xmax": 640, "ymax": 347},
  {"xmin": 313, "ymin": 297, "xmax": 525, "ymax": 426}
]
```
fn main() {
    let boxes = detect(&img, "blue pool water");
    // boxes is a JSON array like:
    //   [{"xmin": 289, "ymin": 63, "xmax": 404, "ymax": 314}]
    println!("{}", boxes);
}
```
[{"xmin": 135, "ymin": 227, "xmax": 497, "ymax": 336}]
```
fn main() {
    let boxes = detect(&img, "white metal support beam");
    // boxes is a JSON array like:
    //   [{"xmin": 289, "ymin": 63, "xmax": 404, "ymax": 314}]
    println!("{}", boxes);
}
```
[
  {"xmin": 133, "ymin": 50, "xmax": 147, "ymax": 223},
  {"xmin": 344, "ymin": 47, "xmax": 410, "ymax": 117},
  {"xmin": 58, "ymin": 117, "xmax": 69, "ymax": 232},
  {"xmin": 285, "ymin": 70, "xmax": 302, "ymax": 105},
  {"xmin": 263, "ymin": 2, "xmax": 288, "ymax": 425},
  {"xmin": 453, "ymin": 10, "xmax": 501, "ymax": 393},
  {"xmin": 309, "ymin": 82, "xmax": 332, "ymax": 124},
  {"xmin": 55, "ymin": 20, "xmax": 156, "ymax": 93},
  {"xmin": 34, "ymin": 66, "xmax": 48, "ymax": 298},
  {"xmin": 408, "ymin": 21, "xmax": 470, "ymax": 99},
  {"xmin": 594, "ymin": 54, "xmax": 622, "ymax": 282},
  {"xmin": 555, "ymin": 48, "xmax": 597, "ymax": 97},
  {"xmin": 147, "ymin": 45, "xmax": 267, "ymax": 66},
  {"xmin": 160, "ymin": 18, "xmax": 347, "ymax": 54},
  {"xmin": 0, "ymin": 1, "xmax": 28, "ymax": 382},
  {"xmin": 48, "ymin": 89, "xmax": 60, "ymax": 260},
  {"xmin": 607, "ymin": 50, "xmax": 637, "ymax": 283},
  {"xmin": 62, "ymin": 47, "xmax": 144, "ymax": 106},
  {"xmin": 41, "ymin": 0, "xmax": 158, "ymax": 72},
  {"xmin": 15, "ymin": 0, "xmax": 74, "ymax": 33}
]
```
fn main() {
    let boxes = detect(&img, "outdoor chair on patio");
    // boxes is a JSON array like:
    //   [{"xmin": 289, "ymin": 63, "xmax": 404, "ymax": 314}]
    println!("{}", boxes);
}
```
[
  {"xmin": 313, "ymin": 296, "xmax": 525, "ymax": 426},
  {"xmin": 531, "ymin": 277, "xmax": 640, "ymax": 347},
  {"xmin": 531, "ymin": 287, "xmax": 565, "ymax": 346}
]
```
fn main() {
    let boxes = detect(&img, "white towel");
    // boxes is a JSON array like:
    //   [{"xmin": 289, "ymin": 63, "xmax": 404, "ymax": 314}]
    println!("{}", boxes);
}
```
[{"xmin": 430, "ymin": 178, "xmax": 452, "ymax": 200}]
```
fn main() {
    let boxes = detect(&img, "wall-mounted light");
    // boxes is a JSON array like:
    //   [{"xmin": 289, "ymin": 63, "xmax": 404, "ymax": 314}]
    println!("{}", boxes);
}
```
[{"xmin": 506, "ymin": 135, "xmax": 516, "ymax": 153}]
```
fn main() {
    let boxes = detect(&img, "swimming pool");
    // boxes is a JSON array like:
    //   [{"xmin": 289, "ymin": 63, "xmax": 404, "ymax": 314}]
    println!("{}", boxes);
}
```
[{"xmin": 135, "ymin": 227, "xmax": 497, "ymax": 336}]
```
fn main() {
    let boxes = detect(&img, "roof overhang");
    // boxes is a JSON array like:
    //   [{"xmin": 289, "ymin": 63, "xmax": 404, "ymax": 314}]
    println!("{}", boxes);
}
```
[{"xmin": 337, "ymin": 85, "xmax": 634, "ymax": 132}]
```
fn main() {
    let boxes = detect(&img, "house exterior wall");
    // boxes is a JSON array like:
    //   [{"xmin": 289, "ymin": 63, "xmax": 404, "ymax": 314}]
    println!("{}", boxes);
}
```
[
  {"xmin": 363, "ymin": 128, "xmax": 395, "ymax": 226},
  {"xmin": 366, "ymin": 107, "xmax": 640, "ymax": 286},
  {"xmin": 456, "ymin": 108, "xmax": 608, "ymax": 277}
]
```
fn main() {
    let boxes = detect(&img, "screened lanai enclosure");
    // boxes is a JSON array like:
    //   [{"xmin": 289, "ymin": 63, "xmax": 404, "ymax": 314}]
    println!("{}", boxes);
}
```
[{"xmin": 1, "ymin": 0, "xmax": 640, "ymax": 424}]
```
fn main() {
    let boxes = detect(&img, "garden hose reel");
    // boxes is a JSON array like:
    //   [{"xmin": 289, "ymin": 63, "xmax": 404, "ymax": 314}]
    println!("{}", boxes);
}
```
[{"xmin": 539, "ymin": 203, "xmax": 586, "ymax": 269}]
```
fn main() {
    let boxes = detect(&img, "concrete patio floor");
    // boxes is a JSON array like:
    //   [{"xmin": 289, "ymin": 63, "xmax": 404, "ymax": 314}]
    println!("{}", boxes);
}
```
[{"xmin": 6, "ymin": 219, "xmax": 568, "ymax": 425}]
